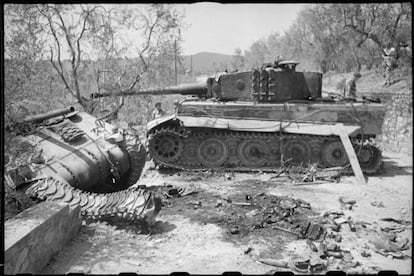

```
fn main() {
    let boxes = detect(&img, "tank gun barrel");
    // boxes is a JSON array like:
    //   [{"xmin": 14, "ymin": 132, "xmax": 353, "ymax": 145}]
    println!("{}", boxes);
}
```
[
  {"xmin": 90, "ymin": 83, "xmax": 208, "ymax": 99},
  {"xmin": 22, "ymin": 106, "xmax": 75, "ymax": 123}
]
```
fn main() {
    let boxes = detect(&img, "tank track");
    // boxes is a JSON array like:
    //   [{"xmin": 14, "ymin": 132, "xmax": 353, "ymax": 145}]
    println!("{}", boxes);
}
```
[
  {"xmin": 148, "ymin": 125, "xmax": 382, "ymax": 175},
  {"xmin": 119, "ymin": 133, "xmax": 147, "ymax": 188},
  {"xmin": 25, "ymin": 177, "xmax": 160, "ymax": 225}
]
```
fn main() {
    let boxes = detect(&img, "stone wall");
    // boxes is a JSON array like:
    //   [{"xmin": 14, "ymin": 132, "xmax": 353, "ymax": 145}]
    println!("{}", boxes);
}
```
[
  {"xmin": 368, "ymin": 92, "xmax": 413, "ymax": 154},
  {"xmin": 4, "ymin": 201, "xmax": 81, "ymax": 274}
]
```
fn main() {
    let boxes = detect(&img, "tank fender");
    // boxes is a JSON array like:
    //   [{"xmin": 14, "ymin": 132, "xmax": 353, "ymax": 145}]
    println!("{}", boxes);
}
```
[
  {"xmin": 146, "ymin": 114, "xmax": 177, "ymax": 132},
  {"xmin": 176, "ymin": 115, "xmax": 361, "ymax": 136}
]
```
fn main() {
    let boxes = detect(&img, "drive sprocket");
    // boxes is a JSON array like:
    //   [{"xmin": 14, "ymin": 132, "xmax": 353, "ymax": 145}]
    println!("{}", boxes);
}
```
[{"xmin": 354, "ymin": 141, "xmax": 382, "ymax": 174}]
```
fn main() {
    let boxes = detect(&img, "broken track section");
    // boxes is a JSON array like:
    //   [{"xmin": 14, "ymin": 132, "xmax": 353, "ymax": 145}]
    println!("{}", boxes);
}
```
[{"xmin": 25, "ymin": 177, "xmax": 161, "ymax": 226}]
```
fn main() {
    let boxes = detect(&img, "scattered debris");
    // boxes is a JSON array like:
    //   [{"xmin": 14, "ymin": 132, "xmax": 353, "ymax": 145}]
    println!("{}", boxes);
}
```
[
  {"xmin": 215, "ymin": 199, "xmax": 223, "ymax": 208},
  {"xmin": 365, "ymin": 229, "xmax": 411, "ymax": 259},
  {"xmin": 230, "ymin": 227, "xmax": 240, "ymax": 234},
  {"xmin": 289, "ymin": 257, "xmax": 327, "ymax": 273},
  {"xmin": 244, "ymin": 247, "xmax": 253, "ymax": 254},
  {"xmin": 272, "ymin": 225, "xmax": 299, "ymax": 238},
  {"xmin": 186, "ymin": 201, "xmax": 202, "ymax": 207},
  {"xmin": 361, "ymin": 250, "xmax": 372, "ymax": 258},
  {"xmin": 162, "ymin": 183, "xmax": 201, "ymax": 199},
  {"xmin": 293, "ymin": 181, "xmax": 332, "ymax": 186},
  {"xmin": 335, "ymin": 233, "xmax": 342, "ymax": 242},
  {"xmin": 338, "ymin": 196, "xmax": 357, "ymax": 205},
  {"xmin": 232, "ymin": 202, "xmax": 253, "ymax": 206},
  {"xmin": 334, "ymin": 217, "xmax": 348, "ymax": 225},
  {"xmin": 371, "ymin": 201, "xmax": 385, "ymax": 208},
  {"xmin": 327, "ymin": 250, "xmax": 343, "ymax": 258},
  {"xmin": 258, "ymin": 258, "xmax": 288, "ymax": 268},
  {"xmin": 300, "ymin": 221, "xmax": 326, "ymax": 240},
  {"xmin": 306, "ymin": 239, "xmax": 318, "ymax": 252},
  {"xmin": 269, "ymin": 164, "xmax": 342, "ymax": 185},
  {"xmin": 319, "ymin": 242, "xmax": 327, "ymax": 258},
  {"xmin": 379, "ymin": 217, "xmax": 411, "ymax": 225},
  {"xmin": 347, "ymin": 217, "xmax": 356, "ymax": 232},
  {"xmin": 224, "ymin": 172, "xmax": 234, "ymax": 180},
  {"xmin": 246, "ymin": 210, "xmax": 259, "ymax": 217}
]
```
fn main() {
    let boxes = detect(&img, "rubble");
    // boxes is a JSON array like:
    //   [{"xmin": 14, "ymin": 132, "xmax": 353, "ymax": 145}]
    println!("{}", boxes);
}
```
[
  {"xmin": 306, "ymin": 239, "xmax": 318, "ymax": 252},
  {"xmin": 379, "ymin": 217, "xmax": 411, "ymax": 225},
  {"xmin": 151, "ymin": 176, "xmax": 411, "ymax": 273},
  {"xmin": 371, "ymin": 201, "xmax": 385, "ymax": 208},
  {"xmin": 258, "ymin": 258, "xmax": 288, "ymax": 268}
]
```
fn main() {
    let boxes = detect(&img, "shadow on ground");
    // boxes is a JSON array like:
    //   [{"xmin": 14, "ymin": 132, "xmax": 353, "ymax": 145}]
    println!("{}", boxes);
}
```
[
  {"xmin": 149, "ymin": 220, "xmax": 177, "ymax": 235},
  {"xmin": 381, "ymin": 157, "xmax": 412, "ymax": 177}
]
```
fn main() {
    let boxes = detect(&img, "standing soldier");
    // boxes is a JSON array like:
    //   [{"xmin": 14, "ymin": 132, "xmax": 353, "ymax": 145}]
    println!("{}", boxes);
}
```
[
  {"xmin": 344, "ymin": 72, "xmax": 362, "ymax": 99},
  {"xmin": 382, "ymin": 42, "xmax": 397, "ymax": 86},
  {"xmin": 152, "ymin": 102, "xmax": 166, "ymax": 120}
]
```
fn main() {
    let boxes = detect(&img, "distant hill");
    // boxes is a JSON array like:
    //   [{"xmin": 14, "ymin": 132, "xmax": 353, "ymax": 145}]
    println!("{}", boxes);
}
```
[{"xmin": 180, "ymin": 52, "xmax": 235, "ymax": 75}]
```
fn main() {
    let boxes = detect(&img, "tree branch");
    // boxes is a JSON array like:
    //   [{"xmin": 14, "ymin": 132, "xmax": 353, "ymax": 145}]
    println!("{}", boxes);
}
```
[{"xmin": 49, "ymin": 47, "xmax": 75, "ymax": 98}]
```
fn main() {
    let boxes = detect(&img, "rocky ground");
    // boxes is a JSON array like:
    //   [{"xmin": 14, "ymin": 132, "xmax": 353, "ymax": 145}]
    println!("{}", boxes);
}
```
[{"xmin": 39, "ymin": 150, "xmax": 412, "ymax": 274}]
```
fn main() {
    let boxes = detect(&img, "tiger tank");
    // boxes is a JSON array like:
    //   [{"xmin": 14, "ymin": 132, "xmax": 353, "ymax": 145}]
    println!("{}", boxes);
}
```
[
  {"xmin": 5, "ymin": 107, "xmax": 161, "ymax": 225},
  {"xmin": 91, "ymin": 61, "xmax": 385, "ymax": 174}
]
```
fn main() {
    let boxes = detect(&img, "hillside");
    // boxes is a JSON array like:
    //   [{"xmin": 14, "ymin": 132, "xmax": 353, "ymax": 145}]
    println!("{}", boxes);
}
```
[
  {"xmin": 181, "ymin": 52, "xmax": 235, "ymax": 74},
  {"xmin": 322, "ymin": 68, "xmax": 412, "ymax": 95}
]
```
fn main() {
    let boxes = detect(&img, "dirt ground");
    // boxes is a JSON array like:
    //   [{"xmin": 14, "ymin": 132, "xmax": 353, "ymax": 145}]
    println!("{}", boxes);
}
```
[{"xmin": 40, "ymin": 150, "xmax": 412, "ymax": 274}]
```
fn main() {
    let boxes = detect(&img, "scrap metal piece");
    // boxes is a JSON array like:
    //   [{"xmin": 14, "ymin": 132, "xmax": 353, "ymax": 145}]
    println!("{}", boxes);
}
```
[{"xmin": 301, "ymin": 221, "xmax": 326, "ymax": 240}]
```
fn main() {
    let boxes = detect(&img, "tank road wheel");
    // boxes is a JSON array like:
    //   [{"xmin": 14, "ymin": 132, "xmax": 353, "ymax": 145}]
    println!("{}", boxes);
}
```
[
  {"xmin": 149, "ymin": 129, "xmax": 183, "ymax": 163},
  {"xmin": 356, "ymin": 144, "xmax": 382, "ymax": 174},
  {"xmin": 308, "ymin": 137, "xmax": 323, "ymax": 164},
  {"xmin": 283, "ymin": 139, "xmax": 311, "ymax": 165},
  {"xmin": 225, "ymin": 137, "xmax": 241, "ymax": 165},
  {"xmin": 238, "ymin": 139, "xmax": 268, "ymax": 168},
  {"xmin": 321, "ymin": 140, "xmax": 349, "ymax": 168},
  {"xmin": 266, "ymin": 138, "xmax": 281, "ymax": 165},
  {"xmin": 197, "ymin": 137, "xmax": 229, "ymax": 168},
  {"xmin": 180, "ymin": 138, "xmax": 200, "ymax": 167}
]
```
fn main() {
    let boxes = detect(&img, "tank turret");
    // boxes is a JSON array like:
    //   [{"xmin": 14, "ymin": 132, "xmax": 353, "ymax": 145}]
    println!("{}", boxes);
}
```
[{"xmin": 90, "ymin": 60, "xmax": 322, "ymax": 103}]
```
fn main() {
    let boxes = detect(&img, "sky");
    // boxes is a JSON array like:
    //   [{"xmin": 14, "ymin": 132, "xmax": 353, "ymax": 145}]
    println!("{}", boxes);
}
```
[
  {"xmin": 4, "ymin": 3, "xmax": 309, "ymax": 59},
  {"xmin": 178, "ymin": 2, "xmax": 310, "ymax": 56}
]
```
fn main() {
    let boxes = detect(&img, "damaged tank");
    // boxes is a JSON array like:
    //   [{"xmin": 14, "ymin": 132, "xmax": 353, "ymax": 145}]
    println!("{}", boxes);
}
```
[
  {"xmin": 5, "ymin": 107, "xmax": 160, "ymax": 225},
  {"xmin": 91, "ymin": 60, "xmax": 386, "ymax": 174}
]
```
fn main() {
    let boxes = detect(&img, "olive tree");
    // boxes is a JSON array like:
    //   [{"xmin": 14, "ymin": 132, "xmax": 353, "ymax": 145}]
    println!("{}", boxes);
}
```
[{"xmin": 4, "ymin": 4, "xmax": 185, "ymax": 117}]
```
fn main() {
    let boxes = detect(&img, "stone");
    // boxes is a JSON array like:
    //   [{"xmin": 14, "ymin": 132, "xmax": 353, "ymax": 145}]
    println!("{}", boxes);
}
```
[{"xmin": 5, "ymin": 201, "xmax": 81, "ymax": 274}]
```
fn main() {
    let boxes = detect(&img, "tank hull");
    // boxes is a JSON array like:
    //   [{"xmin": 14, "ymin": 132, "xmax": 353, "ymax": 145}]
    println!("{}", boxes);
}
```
[
  {"xmin": 7, "ymin": 109, "xmax": 160, "ymax": 224},
  {"xmin": 146, "ymin": 100, "xmax": 385, "ymax": 174}
]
